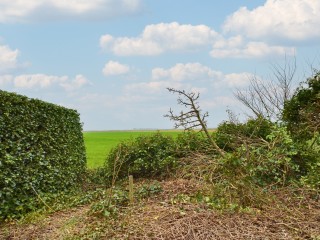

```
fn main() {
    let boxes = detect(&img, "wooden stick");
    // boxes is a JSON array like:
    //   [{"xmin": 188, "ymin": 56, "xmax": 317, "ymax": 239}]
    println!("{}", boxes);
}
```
[{"xmin": 129, "ymin": 175, "xmax": 134, "ymax": 204}]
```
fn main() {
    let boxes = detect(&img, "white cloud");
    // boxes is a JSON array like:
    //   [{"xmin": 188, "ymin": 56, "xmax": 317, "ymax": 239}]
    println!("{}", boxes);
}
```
[
  {"xmin": 0, "ymin": 45, "xmax": 19, "ymax": 73},
  {"xmin": 125, "ymin": 63, "xmax": 253, "ymax": 100},
  {"xmin": 222, "ymin": 73, "xmax": 252, "ymax": 88},
  {"xmin": 152, "ymin": 63, "xmax": 221, "ymax": 82},
  {"xmin": 60, "ymin": 74, "xmax": 90, "ymax": 91},
  {"xmin": 0, "ymin": 0, "xmax": 142, "ymax": 23},
  {"xmin": 13, "ymin": 74, "xmax": 89, "ymax": 91},
  {"xmin": 99, "ymin": 35, "xmax": 114, "ymax": 49},
  {"xmin": 223, "ymin": 0, "xmax": 320, "ymax": 42},
  {"xmin": 14, "ymin": 74, "xmax": 67, "ymax": 88},
  {"xmin": 213, "ymin": 35, "xmax": 243, "ymax": 49},
  {"xmin": 100, "ymin": 22, "xmax": 218, "ymax": 56},
  {"xmin": 152, "ymin": 63, "xmax": 253, "ymax": 89},
  {"xmin": 14, "ymin": 74, "xmax": 62, "ymax": 88},
  {"xmin": 211, "ymin": 41, "xmax": 295, "ymax": 58},
  {"xmin": 100, "ymin": 20, "xmax": 296, "ymax": 59},
  {"xmin": 102, "ymin": 61, "xmax": 130, "ymax": 76}
]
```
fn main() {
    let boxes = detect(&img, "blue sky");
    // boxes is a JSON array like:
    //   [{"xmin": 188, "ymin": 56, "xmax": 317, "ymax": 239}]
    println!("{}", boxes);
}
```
[{"xmin": 0, "ymin": 0, "xmax": 319, "ymax": 130}]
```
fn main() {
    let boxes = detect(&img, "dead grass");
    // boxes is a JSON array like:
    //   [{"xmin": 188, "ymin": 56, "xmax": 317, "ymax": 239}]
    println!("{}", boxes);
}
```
[
  {"xmin": 0, "ymin": 206, "xmax": 90, "ymax": 240},
  {"xmin": 1, "ymin": 179, "xmax": 319, "ymax": 240},
  {"xmin": 100, "ymin": 179, "xmax": 320, "ymax": 240}
]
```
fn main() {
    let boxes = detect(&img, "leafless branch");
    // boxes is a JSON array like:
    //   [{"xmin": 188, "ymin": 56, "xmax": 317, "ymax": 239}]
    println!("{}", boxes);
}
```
[
  {"xmin": 165, "ymin": 88, "xmax": 225, "ymax": 157},
  {"xmin": 235, "ymin": 56, "xmax": 297, "ymax": 120}
]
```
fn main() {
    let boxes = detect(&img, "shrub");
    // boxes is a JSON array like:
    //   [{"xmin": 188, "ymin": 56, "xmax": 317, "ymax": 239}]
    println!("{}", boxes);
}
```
[
  {"xmin": 0, "ymin": 90, "xmax": 86, "ymax": 219},
  {"xmin": 296, "ymin": 135, "xmax": 320, "ymax": 189},
  {"xmin": 215, "ymin": 117, "xmax": 273, "ymax": 152},
  {"xmin": 104, "ymin": 132, "xmax": 177, "ymax": 180},
  {"xmin": 283, "ymin": 71, "xmax": 320, "ymax": 141},
  {"xmin": 175, "ymin": 130, "xmax": 214, "ymax": 156},
  {"xmin": 214, "ymin": 124, "xmax": 298, "ymax": 187},
  {"xmin": 282, "ymin": 72, "xmax": 320, "ymax": 189}
]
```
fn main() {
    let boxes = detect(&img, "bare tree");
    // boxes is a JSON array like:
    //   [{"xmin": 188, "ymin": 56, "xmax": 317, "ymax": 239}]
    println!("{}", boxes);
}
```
[
  {"xmin": 235, "ymin": 56, "xmax": 297, "ymax": 120},
  {"xmin": 165, "ymin": 88, "xmax": 225, "ymax": 157}
]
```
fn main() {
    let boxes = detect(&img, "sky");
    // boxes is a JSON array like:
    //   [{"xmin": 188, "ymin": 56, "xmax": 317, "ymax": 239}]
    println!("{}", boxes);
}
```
[{"xmin": 0, "ymin": 0, "xmax": 320, "ymax": 131}]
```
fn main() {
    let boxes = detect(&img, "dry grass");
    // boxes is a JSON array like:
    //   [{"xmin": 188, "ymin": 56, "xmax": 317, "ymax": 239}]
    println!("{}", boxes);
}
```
[
  {"xmin": 1, "ymin": 206, "xmax": 90, "ymax": 240},
  {"xmin": 1, "ymin": 175, "xmax": 319, "ymax": 239},
  {"xmin": 101, "ymin": 179, "xmax": 320, "ymax": 240}
]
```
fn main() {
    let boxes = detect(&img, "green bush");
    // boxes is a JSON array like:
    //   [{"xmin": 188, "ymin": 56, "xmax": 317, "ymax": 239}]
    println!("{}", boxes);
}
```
[
  {"xmin": 175, "ymin": 130, "xmax": 214, "ymax": 156},
  {"xmin": 206, "ymin": 124, "xmax": 299, "ymax": 207},
  {"xmin": 282, "ymin": 72, "xmax": 320, "ymax": 188},
  {"xmin": 0, "ymin": 90, "xmax": 86, "ymax": 219},
  {"xmin": 216, "ymin": 124, "xmax": 298, "ymax": 186},
  {"xmin": 215, "ymin": 117, "xmax": 273, "ymax": 152},
  {"xmin": 104, "ymin": 132, "xmax": 177, "ymax": 180},
  {"xmin": 296, "ymin": 135, "xmax": 320, "ymax": 189},
  {"xmin": 283, "ymin": 71, "xmax": 320, "ymax": 141}
]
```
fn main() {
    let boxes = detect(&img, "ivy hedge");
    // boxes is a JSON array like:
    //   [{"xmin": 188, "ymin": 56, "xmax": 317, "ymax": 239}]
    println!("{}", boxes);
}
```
[{"xmin": 0, "ymin": 90, "xmax": 86, "ymax": 219}]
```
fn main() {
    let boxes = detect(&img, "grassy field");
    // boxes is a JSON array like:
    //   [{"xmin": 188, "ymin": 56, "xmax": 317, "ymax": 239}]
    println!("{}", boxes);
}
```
[{"xmin": 84, "ymin": 130, "xmax": 181, "ymax": 169}]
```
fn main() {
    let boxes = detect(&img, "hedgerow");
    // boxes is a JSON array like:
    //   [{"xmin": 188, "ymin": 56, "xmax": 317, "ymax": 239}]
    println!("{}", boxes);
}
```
[
  {"xmin": 215, "ymin": 117, "xmax": 273, "ymax": 152},
  {"xmin": 0, "ymin": 90, "xmax": 86, "ymax": 219},
  {"xmin": 103, "ymin": 131, "xmax": 221, "ymax": 183},
  {"xmin": 104, "ymin": 132, "xmax": 177, "ymax": 181}
]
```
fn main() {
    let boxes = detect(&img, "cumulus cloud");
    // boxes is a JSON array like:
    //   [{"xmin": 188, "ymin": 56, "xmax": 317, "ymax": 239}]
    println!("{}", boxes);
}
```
[
  {"xmin": 102, "ymin": 61, "xmax": 130, "ymax": 77},
  {"xmin": 220, "ymin": 73, "xmax": 252, "ymax": 88},
  {"xmin": 12, "ymin": 73, "xmax": 89, "ymax": 91},
  {"xmin": 223, "ymin": 0, "xmax": 320, "ymax": 42},
  {"xmin": 0, "ymin": 45, "xmax": 19, "ymax": 73},
  {"xmin": 152, "ymin": 62, "xmax": 252, "ymax": 88},
  {"xmin": 100, "ymin": 20, "xmax": 296, "ymax": 59},
  {"xmin": 0, "ymin": 0, "xmax": 142, "ymax": 23},
  {"xmin": 124, "ymin": 63, "xmax": 253, "ymax": 99},
  {"xmin": 152, "ymin": 63, "xmax": 221, "ymax": 82},
  {"xmin": 14, "ymin": 74, "xmax": 68, "ymax": 88},
  {"xmin": 60, "ymin": 74, "xmax": 90, "ymax": 91},
  {"xmin": 211, "ymin": 40, "xmax": 295, "ymax": 58},
  {"xmin": 100, "ymin": 22, "xmax": 218, "ymax": 56}
]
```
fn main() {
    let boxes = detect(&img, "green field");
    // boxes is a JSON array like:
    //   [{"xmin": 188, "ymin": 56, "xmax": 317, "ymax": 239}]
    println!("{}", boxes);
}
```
[{"xmin": 84, "ymin": 130, "xmax": 181, "ymax": 169}]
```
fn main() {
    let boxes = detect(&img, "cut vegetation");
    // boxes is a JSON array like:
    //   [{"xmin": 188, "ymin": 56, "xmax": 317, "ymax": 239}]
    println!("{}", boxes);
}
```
[{"xmin": 1, "ymin": 71, "xmax": 320, "ymax": 239}]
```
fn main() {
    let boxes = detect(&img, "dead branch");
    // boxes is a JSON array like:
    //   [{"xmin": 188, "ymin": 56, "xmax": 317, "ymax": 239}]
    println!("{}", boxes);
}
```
[
  {"xmin": 235, "ymin": 56, "xmax": 297, "ymax": 120},
  {"xmin": 165, "ymin": 88, "xmax": 225, "ymax": 157}
]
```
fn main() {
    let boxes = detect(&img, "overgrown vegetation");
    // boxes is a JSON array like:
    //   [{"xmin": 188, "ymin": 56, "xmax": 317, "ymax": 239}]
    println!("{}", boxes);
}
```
[
  {"xmin": 283, "ymin": 71, "xmax": 320, "ymax": 188},
  {"xmin": 0, "ymin": 90, "xmax": 86, "ymax": 220},
  {"xmin": 104, "ymin": 132, "xmax": 178, "ymax": 181},
  {"xmin": 1, "ymin": 69, "xmax": 320, "ymax": 239}
]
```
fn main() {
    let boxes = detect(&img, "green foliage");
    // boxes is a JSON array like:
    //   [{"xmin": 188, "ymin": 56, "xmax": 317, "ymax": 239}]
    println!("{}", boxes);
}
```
[
  {"xmin": 0, "ymin": 90, "xmax": 86, "ymax": 220},
  {"xmin": 283, "ymin": 71, "xmax": 320, "ymax": 140},
  {"xmin": 103, "ymin": 131, "xmax": 219, "ymax": 182},
  {"xmin": 136, "ymin": 180, "xmax": 162, "ymax": 198},
  {"xmin": 281, "ymin": 72, "xmax": 320, "ymax": 188},
  {"xmin": 89, "ymin": 181, "xmax": 163, "ymax": 218},
  {"xmin": 215, "ymin": 117, "xmax": 273, "ymax": 152},
  {"xmin": 102, "ymin": 121, "xmax": 304, "ymax": 209},
  {"xmin": 299, "ymin": 135, "xmax": 320, "ymax": 188},
  {"xmin": 188, "ymin": 124, "xmax": 300, "ymax": 207},
  {"xmin": 104, "ymin": 132, "xmax": 177, "ymax": 180},
  {"xmin": 220, "ymin": 125, "xmax": 298, "ymax": 186},
  {"xmin": 175, "ymin": 130, "xmax": 213, "ymax": 156},
  {"xmin": 89, "ymin": 188, "xmax": 128, "ymax": 218}
]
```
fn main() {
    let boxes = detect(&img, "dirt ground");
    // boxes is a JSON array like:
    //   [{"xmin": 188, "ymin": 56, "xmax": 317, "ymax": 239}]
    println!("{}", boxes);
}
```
[{"xmin": 1, "ymin": 179, "xmax": 320, "ymax": 240}]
